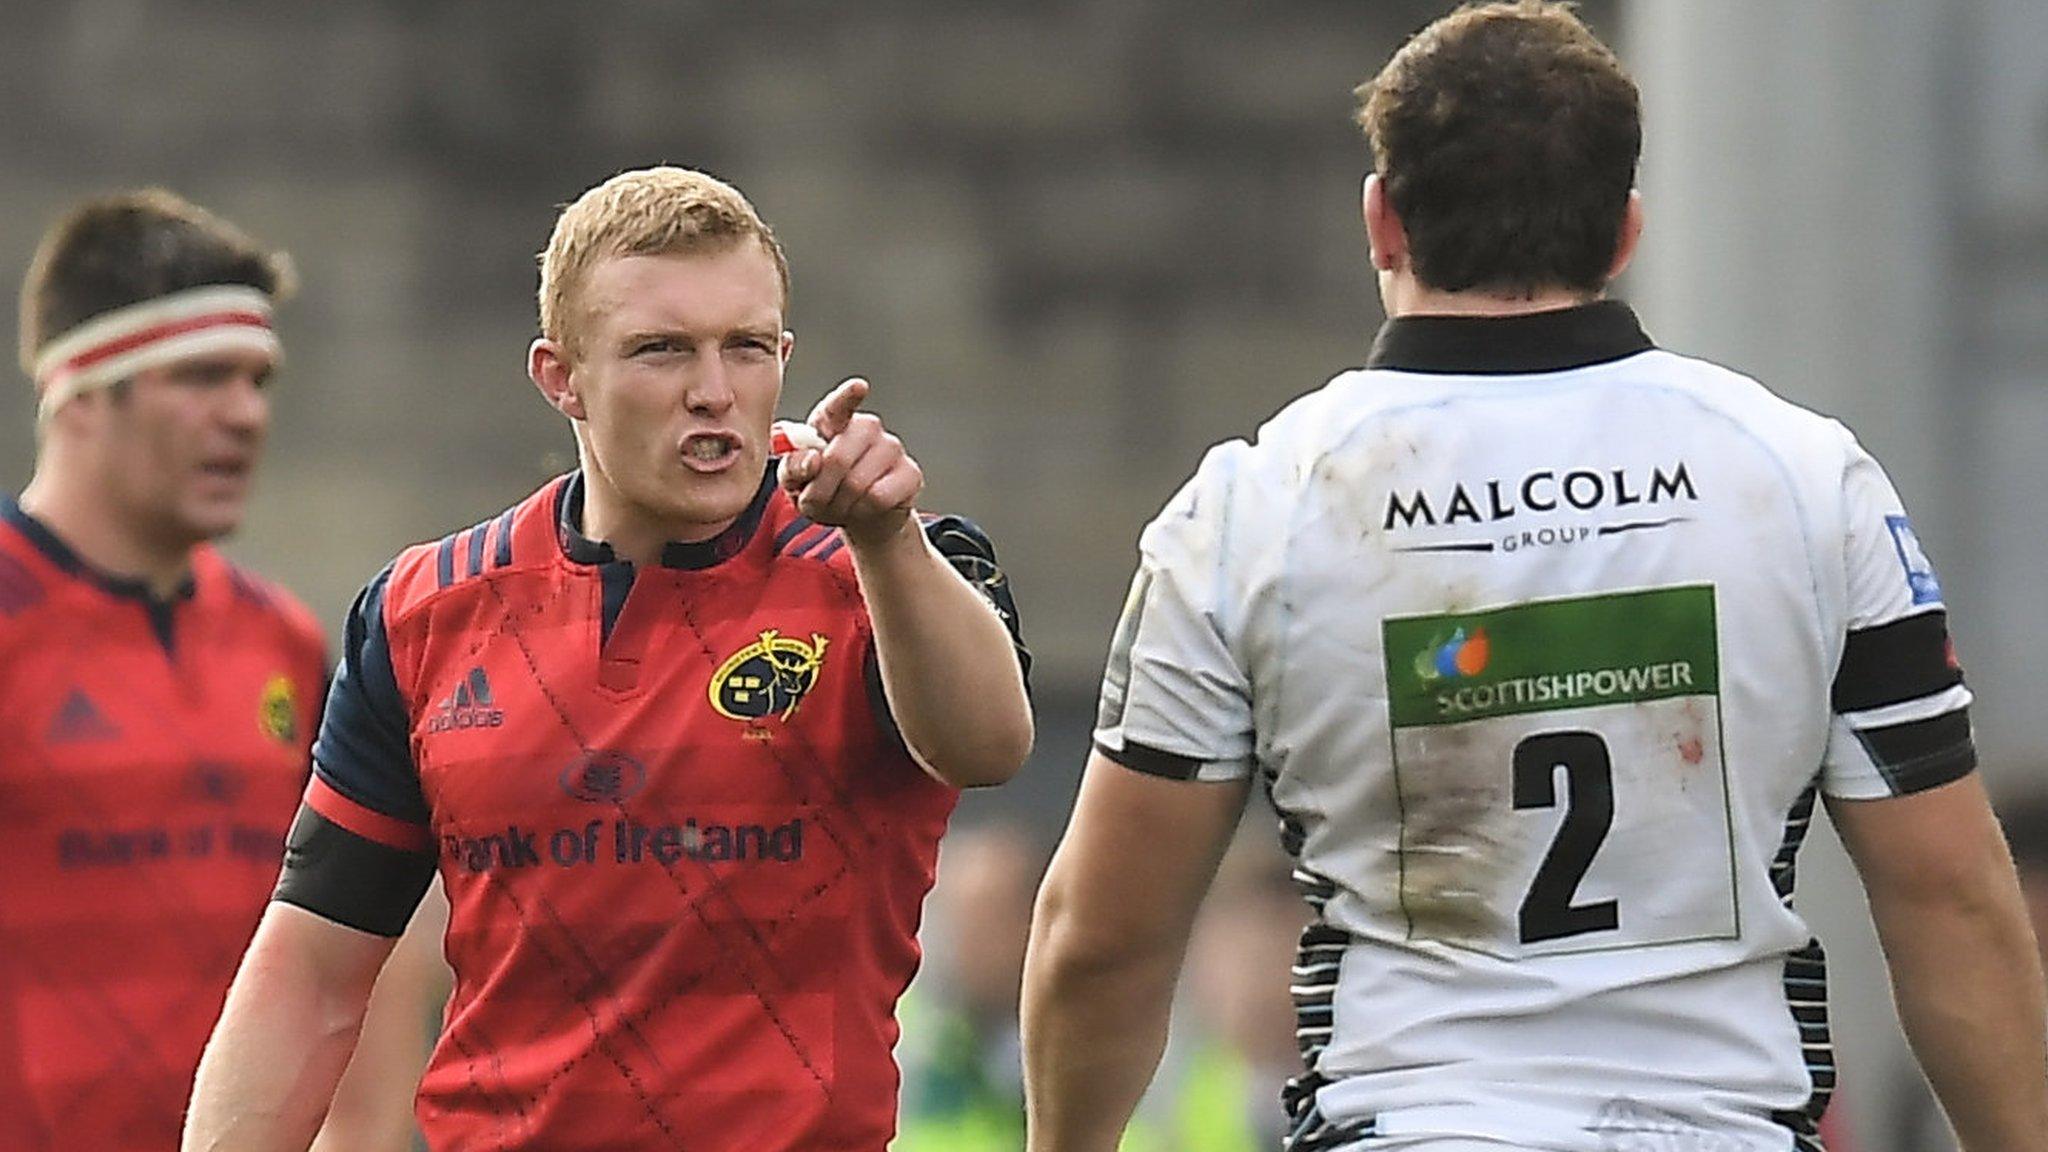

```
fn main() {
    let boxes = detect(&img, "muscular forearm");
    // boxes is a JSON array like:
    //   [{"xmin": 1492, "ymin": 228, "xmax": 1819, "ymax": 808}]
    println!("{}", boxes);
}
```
[
  {"xmin": 1021, "ymin": 869, "xmax": 1182, "ymax": 1152},
  {"xmin": 1872, "ymin": 870, "xmax": 2048, "ymax": 1152},
  {"xmin": 849, "ymin": 518, "xmax": 1032, "ymax": 787},
  {"xmin": 186, "ymin": 905, "xmax": 391, "ymax": 1152},
  {"xmin": 1022, "ymin": 759, "xmax": 1249, "ymax": 1151}
]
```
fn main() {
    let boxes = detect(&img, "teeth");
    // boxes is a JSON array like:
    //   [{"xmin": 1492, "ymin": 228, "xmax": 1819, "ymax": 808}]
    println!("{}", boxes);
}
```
[{"xmin": 687, "ymin": 439, "xmax": 731, "ymax": 461}]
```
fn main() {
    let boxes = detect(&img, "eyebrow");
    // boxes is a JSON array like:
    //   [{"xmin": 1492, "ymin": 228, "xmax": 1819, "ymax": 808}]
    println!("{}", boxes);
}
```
[
  {"xmin": 173, "ymin": 354, "xmax": 277, "ymax": 375},
  {"xmin": 618, "ymin": 325, "xmax": 781, "ymax": 345}
]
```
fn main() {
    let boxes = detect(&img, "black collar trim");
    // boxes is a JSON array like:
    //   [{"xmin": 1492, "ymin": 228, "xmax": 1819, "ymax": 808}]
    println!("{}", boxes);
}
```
[
  {"xmin": 555, "ymin": 466, "xmax": 778, "ymax": 571},
  {"xmin": 0, "ymin": 496, "xmax": 195, "ymax": 604},
  {"xmin": 1366, "ymin": 300, "xmax": 1654, "ymax": 375}
]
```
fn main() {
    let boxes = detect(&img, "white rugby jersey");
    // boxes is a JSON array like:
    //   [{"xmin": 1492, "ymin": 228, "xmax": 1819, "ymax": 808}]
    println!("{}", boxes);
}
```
[{"xmin": 1094, "ymin": 302, "xmax": 1972, "ymax": 1152}]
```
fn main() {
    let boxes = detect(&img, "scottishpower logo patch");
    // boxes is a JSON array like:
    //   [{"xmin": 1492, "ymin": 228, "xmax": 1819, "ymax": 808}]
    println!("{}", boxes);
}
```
[
  {"xmin": 1384, "ymin": 586, "xmax": 1719, "ymax": 727},
  {"xmin": 710, "ymin": 629, "xmax": 830, "ymax": 722}
]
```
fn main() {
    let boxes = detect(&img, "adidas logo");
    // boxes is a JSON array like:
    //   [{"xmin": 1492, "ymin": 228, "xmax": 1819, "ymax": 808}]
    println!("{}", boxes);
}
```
[
  {"xmin": 47, "ymin": 688, "xmax": 119, "ymax": 744},
  {"xmin": 427, "ymin": 667, "xmax": 505, "ymax": 733}
]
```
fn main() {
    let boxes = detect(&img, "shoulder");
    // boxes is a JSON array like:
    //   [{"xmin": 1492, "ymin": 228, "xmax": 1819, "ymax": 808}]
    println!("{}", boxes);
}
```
[
  {"xmin": 197, "ymin": 550, "xmax": 328, "ymax": 663},
  {"xmin": 1183, "ymin": 367, "xmax": 1403, "ymax": 509},
  {"xmin": 767, "ymin": 505, "xmax": 1009, "ymax": 594},
  {"xmin": 0, "ymin": 524, "xmax": 53, "ymax": 632},
  {"xmin": 383, "ymin": 477, "xmax": 567, "ymax": 623},
  {"xmin": 763, "ymin": 490, "xmax": 1011, "ymax": 575},
  {"xmin": 1633, "ymin": 348, "xmax": 1861, "ymax": 460},
  {"xmin": 1137, "ymin": 376, "xmax": 1372, "ymax": 567}
]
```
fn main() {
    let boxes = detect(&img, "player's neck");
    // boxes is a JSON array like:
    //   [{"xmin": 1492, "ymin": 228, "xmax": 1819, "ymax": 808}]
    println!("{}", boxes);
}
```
[
  {"xmin": 1385, "ymin": 277, "xmax": 1602, "ymax": 319},
  {"xmin": 575, "ymin": 473, "xmax": 738, "ymax": 569},
  {"xmin": 18, "ymin": 468, "xmax": 194, "ymax": 599}
]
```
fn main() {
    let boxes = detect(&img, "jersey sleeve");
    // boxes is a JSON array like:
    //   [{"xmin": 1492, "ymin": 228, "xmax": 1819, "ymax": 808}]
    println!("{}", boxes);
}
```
[
  {"xmin": 1820, "ymin": 437, "xmax": 1975, "ymax": 800},
  {"xmin": 864, "ymin": 514, "xmax": 1032, "ymax": 743},
  {"xmin": 274, "ymin": 564, "xmax": 438, "ymax": 936},
  {"xmin": 925, "ymin": 514, "xmax": 1031, "ymax": 681},
  {"xmin": 1093, "ymin": 446, "xmax": 1258, "ymax": 783}
]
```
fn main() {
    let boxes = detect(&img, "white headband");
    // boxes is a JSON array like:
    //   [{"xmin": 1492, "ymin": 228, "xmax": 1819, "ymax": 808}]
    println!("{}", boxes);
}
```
[{"xmin": 33, "ymin": 285, "xmax": 280, "ymax": 425}]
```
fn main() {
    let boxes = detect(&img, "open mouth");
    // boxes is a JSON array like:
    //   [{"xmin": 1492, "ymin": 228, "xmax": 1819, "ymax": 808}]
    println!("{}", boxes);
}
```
[{"xmin": 681, "ymin": 433, "xmax": 741, "ymax": 467}]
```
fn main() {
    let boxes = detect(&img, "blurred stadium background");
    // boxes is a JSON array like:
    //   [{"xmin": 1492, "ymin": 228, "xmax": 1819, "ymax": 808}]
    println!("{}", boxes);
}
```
[{"xmin": 1, "ymin": 2, "xmax": 2042, "ymax": 1148}]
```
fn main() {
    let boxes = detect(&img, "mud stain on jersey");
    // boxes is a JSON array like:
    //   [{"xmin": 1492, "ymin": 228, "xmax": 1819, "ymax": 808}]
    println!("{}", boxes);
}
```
[
  {"xmin": 1311, "ymin": 421, "xmax": 1421, "ymax": 544},
  {"xmin": 1664, "ymin": 697, "xmax": 1712, "ymax": 792},
  {"xmin": 1395, "ymin": 720, "xmax": 1513, "ymax": 945},
  {"xmin": 1677, "ymin": 698, "xmax": 1709, "ymax": 765}
]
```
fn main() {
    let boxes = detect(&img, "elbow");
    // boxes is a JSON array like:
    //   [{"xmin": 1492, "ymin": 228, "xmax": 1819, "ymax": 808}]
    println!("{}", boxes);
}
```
[
  {"xmin": 1025, "ymin": 871, "xmax": 1138, "ymax": 992},
  {"xmin": 968, "ymin": 712, "xmax": 1035, "ymax": 788},
  {"xmin": 1023, "ymin": 885, "xmax": 1087, "ymax": 1009},
  {"xmin": 919, "ymin": 708, "xmax": 1035, "ymax": 790}
]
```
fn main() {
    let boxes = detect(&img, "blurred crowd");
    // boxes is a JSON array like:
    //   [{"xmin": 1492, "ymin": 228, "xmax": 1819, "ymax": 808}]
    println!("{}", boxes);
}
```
[
  {"xmin": 895, "ymin": 809, "xmax": 1307, "ymax": 1151},
  {"xmin": 891, "ymin": 790, "xmax": 2048, "ymax": 1152}
]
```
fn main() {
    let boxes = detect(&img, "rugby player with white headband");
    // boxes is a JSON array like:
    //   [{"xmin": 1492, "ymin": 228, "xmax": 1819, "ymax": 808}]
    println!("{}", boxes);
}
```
[{"xmin": 2, "ymin": 190, "xmax": 438, "ymax": 1150}]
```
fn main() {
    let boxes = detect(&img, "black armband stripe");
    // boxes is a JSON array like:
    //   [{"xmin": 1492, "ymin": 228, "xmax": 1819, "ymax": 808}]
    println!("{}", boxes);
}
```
[
  {"xmin": 273, "ymin": 805, "xmax": 437, "ymax": 938},
  {"xmin": 1854, "ymin": 708, "xmax": 1978, "ymax": 796},
  {"xmin": 1832, "ymin": 610, "xmax": 1962, "ymax": 714},
  {"xmin": 1097, "ymin": 738, "xmax": 1205, "ymax": 781}
]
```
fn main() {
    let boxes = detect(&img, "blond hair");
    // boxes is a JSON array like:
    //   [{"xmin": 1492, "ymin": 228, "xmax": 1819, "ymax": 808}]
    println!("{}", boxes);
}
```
[{"xmin": 537, "ymin": 166, "xmax": 790, "ymax": 353}]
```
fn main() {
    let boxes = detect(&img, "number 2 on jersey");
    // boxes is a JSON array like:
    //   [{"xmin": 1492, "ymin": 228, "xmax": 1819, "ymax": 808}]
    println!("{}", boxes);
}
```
[{"xmin": 1513, "ymin": 731, "xmax": 1618, "ymax": 945}]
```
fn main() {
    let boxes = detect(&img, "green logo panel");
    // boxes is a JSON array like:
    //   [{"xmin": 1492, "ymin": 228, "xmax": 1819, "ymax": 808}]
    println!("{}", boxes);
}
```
[{"xmin": 1384, "ymin": 585, "xmax": 1719, "ymax": 729}]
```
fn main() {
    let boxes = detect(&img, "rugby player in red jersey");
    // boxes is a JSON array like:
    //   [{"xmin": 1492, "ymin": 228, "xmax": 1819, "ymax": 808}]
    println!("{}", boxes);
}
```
[
  {"xmin": 185, "ymin": 166, "xmax": 1035, "ymax": 1152},
  {"xmin": 1, "ymin": 191, "xmax": 435, "ymax": 1149}
]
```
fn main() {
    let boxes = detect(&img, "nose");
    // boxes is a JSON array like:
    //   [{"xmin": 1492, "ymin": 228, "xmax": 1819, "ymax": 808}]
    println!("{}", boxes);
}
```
[
  {"xmin": 219, "ymin": 372, "xmax": 270, "ymax": 436},
  {"xmin": 684, "ymin": 357, "xmax": 735, "ymax": 417}
]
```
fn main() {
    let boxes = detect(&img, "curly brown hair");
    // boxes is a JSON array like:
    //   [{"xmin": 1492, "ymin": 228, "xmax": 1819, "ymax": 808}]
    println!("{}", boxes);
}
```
[{"xmin": 1357, "ymin": 1, "xmax": 1640, "ymax": 296}]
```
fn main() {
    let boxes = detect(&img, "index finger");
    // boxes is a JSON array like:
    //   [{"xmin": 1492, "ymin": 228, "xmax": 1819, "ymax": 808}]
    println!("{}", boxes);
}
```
[{"xmin": 806, "ymin": 377, "xmax": 871, "ymax": 439}]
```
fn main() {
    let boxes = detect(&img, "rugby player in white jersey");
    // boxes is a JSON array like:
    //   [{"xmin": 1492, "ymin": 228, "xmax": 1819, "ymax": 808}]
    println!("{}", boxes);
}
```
[{"xmin": 1020, "ymin": 4, "xmax": 2048, "ymax": 1152}]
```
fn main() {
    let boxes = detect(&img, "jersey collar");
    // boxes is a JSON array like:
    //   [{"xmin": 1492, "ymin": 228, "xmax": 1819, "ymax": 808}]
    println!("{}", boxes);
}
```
[
  {"xmin": 0, "ymin": 495, "xmax": 197, "ymax": 604},
  {"xmin": 1366, "ymin": 299, "xmax": 1653, "ymax": 375},
  {"xmin": 555, "ymin": 466, "xmax": 779, "ymax": 571}
]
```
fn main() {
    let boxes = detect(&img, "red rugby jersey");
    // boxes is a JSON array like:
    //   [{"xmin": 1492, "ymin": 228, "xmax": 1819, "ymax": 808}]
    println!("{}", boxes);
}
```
[
  {"xmin": 297, "ymin": 469, "xmax": 1025, "ymax": 1151},
  {"xmin": 0, "ymin": 498, "xmax": 327, "ymax": 1150}
]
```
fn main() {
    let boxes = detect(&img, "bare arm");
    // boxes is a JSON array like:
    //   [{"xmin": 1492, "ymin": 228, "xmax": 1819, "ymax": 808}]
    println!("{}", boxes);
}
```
[
  {"xmin": 1828, "ymin": 774, "xmax": 2048, "ymax": 1152},
  {"xmin": 309, "ymin": 879, "xmax": 450, "ymax": 1152},
  {"xmin": 1022, "ymin": 752, "xmax": 1250, "ymax": 1152},
  {"xmin": 783, "ymin": 378, "xmax": 1032, "ymax": 787},
  {"xmin": 185, "ymin": 902, "xmax": 398, "ymax": 1152}
]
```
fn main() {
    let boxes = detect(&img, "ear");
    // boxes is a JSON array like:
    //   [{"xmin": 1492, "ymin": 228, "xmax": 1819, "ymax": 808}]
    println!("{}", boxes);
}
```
[
  {"xmin": 779, "ymin": 329, "xmax": 795, "ymax": 368},
  {"xmin": 529, "ymin": 337, "xmax": 586, "ymax": 421},
  {"xmin": 1363, "ymin": 174, "xmax": 1407, "ymax": 273},
  {"xmin": 1606, "ymin": 189, "xmax": 1645, "ymax": 282}
]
